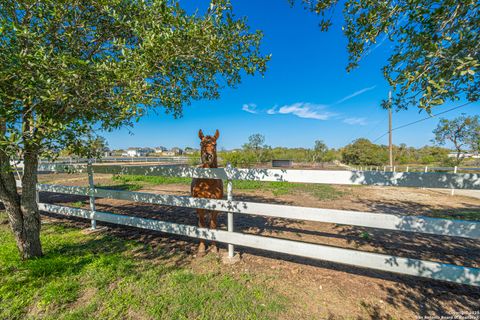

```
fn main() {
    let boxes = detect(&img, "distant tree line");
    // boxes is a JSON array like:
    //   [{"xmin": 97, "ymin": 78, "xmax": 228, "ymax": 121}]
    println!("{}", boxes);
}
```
[
  {"xmin": 58, "ymin": 114, "xmax": 480, "ymax": 168},
  {"xmin": 217, "ymin": 134, "xmax": 336, "ymax": 167},
  {"xmin": 341, "ymin": 114, "xmax": 480, "ymax": 166},
  {"xmin": 341, "ymin": 139, "xmax": 452, "ymax": 166},
  {"xmin": 221, "ymin": 136, "xmax": 454, "ymax": 167},
  {"xmin": 217, "ymin": 132, "xmax": 475, "ymax": 168}
]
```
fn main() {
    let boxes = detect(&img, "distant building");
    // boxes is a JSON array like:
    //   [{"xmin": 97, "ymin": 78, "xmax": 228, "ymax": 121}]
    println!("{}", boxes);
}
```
[
  {"xmin": 162, "ymin": 150, "xmax": 174, "ymax": 156},
  {"xmin": 155, "ymin": 146, "xmax": 167, "ymax": 153},
  {"xmin": 125, "ymin": 147, "xmax": 154, "ymax": 157},
  {"xmin": 171, "ymin": 147, "xmax": 183, "ymax": 155},
  {"xmin": 447, "ymin": 152, "xmax": 480, "ymax": 159},
  {"xmin": 103, "ymin": 148, "xmax": 113, "ymax": 157},
  {"xmin": 112, "ymin": 149, "xmax": 125, "ymax": 156},
  {"xmin": 184, "ymin": 147, "xmax": 198, "ymax": 155}
]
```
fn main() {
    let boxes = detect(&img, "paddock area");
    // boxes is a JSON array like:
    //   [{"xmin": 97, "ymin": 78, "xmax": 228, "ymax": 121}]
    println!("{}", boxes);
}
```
[{"xmin": 16, "ymin": 167, "xmax": 478, "ymax": 319}]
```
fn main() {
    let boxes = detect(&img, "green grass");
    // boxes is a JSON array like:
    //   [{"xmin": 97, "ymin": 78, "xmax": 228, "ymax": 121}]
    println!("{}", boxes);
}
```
[
  {"xmin": 233, "ymin": 181, "xmax": 344, "ymax": 200},
  {"xmin": 96, "ymin": 182, "xmax": 143, "ymax": 192},
  {"xmin": 359, "ymin": 231, "xmax": 371, "ymax": 241},
  {"xmin": 70, "ymin": 201, "xmax": 85, "ymax": 208},
  {"xmin": 429, "ymin": 210, "xmax": 480, "ymax": 221},
  {"xmin": 112, "ymin": 175, "xmax": 344, "ymax": 200},
  {"xmin": 113, "ymin": 175, "xmax": 191, "ymax": 186},
  {"xmin": 0, "ymin": 211, "xmax": 285, "ymax": 319}
]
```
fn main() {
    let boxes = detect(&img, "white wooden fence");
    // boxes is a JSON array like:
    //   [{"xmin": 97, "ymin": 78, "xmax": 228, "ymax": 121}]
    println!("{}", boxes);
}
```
[
  {"xmin": 357, "ymin": 165, "xmax": 480, "ymax": 173},
  {"xmin": 355, "ymin": 165, "xmax": 480, "ymax": 195},
  {"xmin": 38, "ymin": 156, "xmax": 189, "ymax": 164},
  {"xmin": 27, "ymin": 164, "xmax": 480, "ymax": 286}
]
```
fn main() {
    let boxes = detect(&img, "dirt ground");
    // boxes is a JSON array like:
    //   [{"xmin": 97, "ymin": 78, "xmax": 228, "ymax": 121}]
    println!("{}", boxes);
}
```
[{"xmin": 38, "ymin": 173, "xmax": 480, "ymax": 319}]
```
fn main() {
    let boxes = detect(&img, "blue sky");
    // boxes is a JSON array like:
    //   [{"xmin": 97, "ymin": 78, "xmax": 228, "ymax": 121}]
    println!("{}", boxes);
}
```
[{"xmin": 104, "ymin": 0, "xmax": 478, "ymax": 150}]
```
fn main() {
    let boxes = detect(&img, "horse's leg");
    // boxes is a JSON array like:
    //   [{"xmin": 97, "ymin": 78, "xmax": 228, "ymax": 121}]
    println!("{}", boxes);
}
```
[
  {"xmin": 197, "ymin": 209, "xmax": 207, "ymax": 255},
  {"xmin": 209, "ymin": 210, "xmax": 219, "ymax": 253}
]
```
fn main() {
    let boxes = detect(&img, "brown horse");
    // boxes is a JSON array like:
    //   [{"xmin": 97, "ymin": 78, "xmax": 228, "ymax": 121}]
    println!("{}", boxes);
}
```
[{"xmin": 191, "ymin": 129, "xmax": 224, "ymax": 254}]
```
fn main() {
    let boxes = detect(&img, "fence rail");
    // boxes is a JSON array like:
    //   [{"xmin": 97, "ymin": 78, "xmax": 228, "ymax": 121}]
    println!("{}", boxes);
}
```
[
  {"xmin": 351, "ymin": 165, "xmax": 480, "ymax": 195},
  {"xmin": 356, "ymin": 165, "xmax": 480, "ymax": 173},
  {"xmin": 38, "ymin": 202, "xmax": 480, "ymax": 286},
  {"xmin": 37, "ymin": 164, "xmax": 480, "ymax": 190},
  {"xmin": 27, "ymin": 163, "xmax": 480, "ymax": 286},
  {"xmin": 36, "ymin": 183, "xmax": 480, "ymax": 240},
  {"xmin": 36, "ymin": 156, "xmax": 190, "ymax": 164}
]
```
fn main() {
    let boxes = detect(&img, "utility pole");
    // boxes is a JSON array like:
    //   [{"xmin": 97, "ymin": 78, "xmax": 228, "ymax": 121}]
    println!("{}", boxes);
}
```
[{"xmin": 388, "ymin": 91, "xmax": 393, "ymax": 169}]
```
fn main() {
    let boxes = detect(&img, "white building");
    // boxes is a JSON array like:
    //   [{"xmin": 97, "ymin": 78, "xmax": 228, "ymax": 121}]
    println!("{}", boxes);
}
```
[
  {"xmin": 103, "ymin": 148, "xmax": 113, "ymax": 157},
  {"xmin": 447, "ymin": 152, "xmax": 480, "ymax": 159},
  {"xmin": 155, "ymin": 146, "xmax": 167, "ymax": 153},
  {"xmin": 184, "ymin": 147, "xmax": 199, "ymax": 155},
  {"xmin": 126, "ymin": 147, "xmax": 153, "ymax": 157},
  {"xmin": 162, "ymin": 150, "xmax": 175, "ymax": 156},
  {"xmin": 170, "ymin": 147, "xmax": 183, "ymax": 155},
  {"xmin": 163, "ymin": 147, "xmax": 183, "ymax": 156}
]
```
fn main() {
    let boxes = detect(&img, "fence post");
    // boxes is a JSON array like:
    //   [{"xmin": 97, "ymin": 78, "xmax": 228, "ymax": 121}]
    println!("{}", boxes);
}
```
[
  {"xmin": 424, "ymin": 166, "xmax": 428, "ymax": 173},
  {"xmin": 406, "ymin": 166, "xmax": 409, "ymax": 172},
  {"xmin": 87, "ymin": 160, "xmax": 97, "ymax": 230},
  {"xmin": 451, "ymin": 166, "xmax": 458, "ymax": 196},
  {"xmin": 226, "ymin": 162, "xmax": 234, "ymax": 258},
  {"xmin": 393, "ymin": 166, "xmax": 396, "ymax": 172}
]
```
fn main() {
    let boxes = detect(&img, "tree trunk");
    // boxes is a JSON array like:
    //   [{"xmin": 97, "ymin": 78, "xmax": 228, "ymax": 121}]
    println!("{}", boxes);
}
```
[
  {"xmin": 455, "ymin": 147, "xmax": 463, "ymax": 166},
  {"xmin": 20, "ymin": 146, "xmax": 42, "ymax": 258},
  {"xmin": 0, "ymin": 153, "xmax": 42, "ymax": 259},
  {"xmin": 0, "ymin": 118, "xmax": 43, "ymax": 259}
]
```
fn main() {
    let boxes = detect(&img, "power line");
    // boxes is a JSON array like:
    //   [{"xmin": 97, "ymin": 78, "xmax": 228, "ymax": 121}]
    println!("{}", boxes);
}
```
[
  {"xmin": 343, "ymin": 108, "xmax": 389, "ymax": 146},
  {"xmin": 365, "ymin": 113, "xmax": 389, "ymax": 139},
  {"xmin": 372, "ymin": 102, "xmax": 473, "ymax": 143}
]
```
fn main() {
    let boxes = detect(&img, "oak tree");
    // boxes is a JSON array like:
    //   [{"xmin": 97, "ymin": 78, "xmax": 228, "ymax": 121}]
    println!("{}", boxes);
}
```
[
  {"xmin": 311, "ymin": 140, "xmax": 328, "ymax": 163},
  {"xmin": 0, "ymin": 0, "xmax": 268, "ymax": 259},
  {"xmin": 341, "ymin": 138, "xmax": 387, "ymax": 165},
  {"xmin": 296, "ymin": 0, "xmax": 479, "ymax": 111},
  {"xmin": 433, "ymin": 114, "xmax": 480, "ymax": 164}
]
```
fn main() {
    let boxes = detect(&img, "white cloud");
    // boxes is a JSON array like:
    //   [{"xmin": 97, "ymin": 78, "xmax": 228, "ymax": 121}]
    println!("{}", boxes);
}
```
[
  {"xmin": 268, "ymin": 102, "xmax": 334, "ymax": 120},
  {"xmin": 335, "ymin": 86, "xmax": 376, "ymax": 104},
  {"xmin": 242, "ymin": 103, "xmax": 257, "ymax": 114},
  {"xmin": 266, "ymin": 107, "xmax": 277, "ymax": 115},
  {"xmin": 244, "ymin": 95, "xmax": 374, "ymax": 124},
  {"xmin": 343, "ymin": 117, "xmax": 368, "ymax": 126}
]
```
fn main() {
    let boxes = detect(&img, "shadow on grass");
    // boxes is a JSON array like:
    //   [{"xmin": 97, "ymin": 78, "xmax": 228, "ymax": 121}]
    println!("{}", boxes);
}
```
[
  {"xmin": 36, "ymin": 186, "xmax": 480, "ymax": 318},
  {"xmin": 355, "ymin": 197, "xmax": 480, "ymax": 221},
  {"xmin": 39, "ymin": 190, "xmax": 480, "ymax": 267},
  {"xmin": 2, "ymin": 218, "xmax": 286, "ymax": 320},
  {"xmin": 39, "ymin": 211, "xmax": 480, "ymax": 318},
  {"xmin": 11, "ymin": 232, "xmax": 134, "ymax": 279}
]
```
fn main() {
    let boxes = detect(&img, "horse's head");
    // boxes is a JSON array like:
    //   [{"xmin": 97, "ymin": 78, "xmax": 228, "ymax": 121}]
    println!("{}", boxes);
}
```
[{"xmin": 198, "ymin": 129, "xmax": 219, "ymax": 167}]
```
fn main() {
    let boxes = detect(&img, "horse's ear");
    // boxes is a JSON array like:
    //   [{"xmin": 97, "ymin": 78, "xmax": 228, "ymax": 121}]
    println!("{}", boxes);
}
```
[
  {"xmin": 213, "ymin": 129, "xmax": 220, "ymax": 140},
  {"xmin": 198, "ymin": 129, "xmax": 204, "ymax": 140}
]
